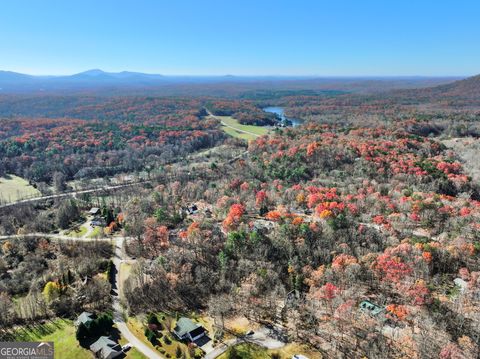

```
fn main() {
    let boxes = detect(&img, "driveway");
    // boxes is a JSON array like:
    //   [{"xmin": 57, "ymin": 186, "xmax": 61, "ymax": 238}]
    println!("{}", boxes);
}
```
[
  {"xmin": 204, "ymin": 339, "xmax": 239, "ymax": 359},
  {"xmin": 204, "ymin": 326, "xmax": 286, "ymax": 359}
]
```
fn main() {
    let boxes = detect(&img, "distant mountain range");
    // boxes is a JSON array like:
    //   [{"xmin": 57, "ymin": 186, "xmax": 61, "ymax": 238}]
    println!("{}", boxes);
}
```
[
  {"xmin": 0, "ymin": 69, "xmax": 167, "ymax": 91},
  {"xmin": 0, "ymin": 69, "xmax": 267, "ymax": 93},
  {"xmin": 0, "ymin": 69, "xmax": 466, "ymax": 95}
]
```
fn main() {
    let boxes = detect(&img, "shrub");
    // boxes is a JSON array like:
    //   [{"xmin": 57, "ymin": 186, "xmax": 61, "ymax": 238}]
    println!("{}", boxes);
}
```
[
  {"xmin": 147, "ymin": 312, "xmax": 160, "ymax": 326},
  {"xmin": 175, "ymin": 346, "xmax": 182, "ymax": 358},
  {"xmin": 145, "ymin": 328, "xmax": 158, "ymax": 345}
]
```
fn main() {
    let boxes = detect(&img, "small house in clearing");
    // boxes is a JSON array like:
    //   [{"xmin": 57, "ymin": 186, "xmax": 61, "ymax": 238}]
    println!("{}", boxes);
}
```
[
  {"xmin": 89, "ymin": 207, "xmax": 100, "ymax": 216},
  {"xmin": 89, "ymin": 336, "xmax": 122, "ymax": 359},
  {"xmin": 74, "ymin": 311, "xmax": 94, "ymax": 327},
  {"xmin": 359, "ymin": 300, "xmax": 385, "ymax": 317},
  {"xmin": 173, "ymin": 317, "xmax": 207, "ymax": 342}
]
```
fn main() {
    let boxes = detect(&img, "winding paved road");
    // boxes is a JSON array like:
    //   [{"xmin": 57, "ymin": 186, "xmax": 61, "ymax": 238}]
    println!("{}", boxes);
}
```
[{"xmin": 112, "ymin": 237, "xmax": 165, "ymax": 359}]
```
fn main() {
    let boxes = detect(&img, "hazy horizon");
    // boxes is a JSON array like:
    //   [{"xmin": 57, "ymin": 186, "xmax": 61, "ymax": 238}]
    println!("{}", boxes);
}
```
[
  {"xmin": 1, "ymin": 0, "xmax": 479, "ymax": 77},
  {"xmin": 0, "ymin": 68, "xmax": 470, "ymax": 78}
]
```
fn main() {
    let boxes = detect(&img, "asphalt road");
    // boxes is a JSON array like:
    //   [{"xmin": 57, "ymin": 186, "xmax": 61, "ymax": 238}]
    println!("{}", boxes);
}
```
[{"xmin": 112, "ymin": 237, "xmax": 165, "ymax": 359}]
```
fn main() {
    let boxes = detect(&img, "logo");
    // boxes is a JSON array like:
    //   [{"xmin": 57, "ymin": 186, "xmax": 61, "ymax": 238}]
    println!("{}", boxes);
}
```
[{"xmin": 0, "ymin": 342, "xmax": 54, "ymax": 359}]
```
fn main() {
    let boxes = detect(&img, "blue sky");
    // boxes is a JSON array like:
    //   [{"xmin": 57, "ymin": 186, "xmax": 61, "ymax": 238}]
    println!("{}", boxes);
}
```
[{"xmin": 0, "ymin": 0, "xmax": 479, "ymax": 76}]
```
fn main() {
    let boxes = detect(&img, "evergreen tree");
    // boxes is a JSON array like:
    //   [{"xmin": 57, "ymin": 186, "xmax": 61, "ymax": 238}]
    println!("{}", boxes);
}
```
[{"xmin": 76, "ymin": 322, "xmax": 89, "ymax": 341}]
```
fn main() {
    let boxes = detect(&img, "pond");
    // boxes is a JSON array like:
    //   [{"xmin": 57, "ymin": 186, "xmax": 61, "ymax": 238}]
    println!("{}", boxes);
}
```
[{"xmin": 263, "ymin": 106, "xmax": 303, "ymax": 127}]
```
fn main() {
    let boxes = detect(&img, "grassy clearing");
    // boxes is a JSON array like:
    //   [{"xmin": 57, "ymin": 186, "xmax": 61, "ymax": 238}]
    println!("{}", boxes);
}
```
[
  {"xmin": 13, "ymin": 319, "xmax": 91, "ymax": 359},
  {"xmin": 211, "ymin": 115, "xmax": 269, "ymax": 140},
  {"xmin": 119, "ymin": 262, "xmax": 133, "ymax": 295},
  {"xmin": 221, "ymin": 125, "xmax": 258, "ymax": 141},
  {"xmin": 64, "ymin": 224, "xmax": 88, "ymax": 238},
  {"xmin": 218, "ymin": 116, "xmax": 269, "ymax": 136},
  {"xmin": 0, "ymin": 174, "xmax": 41, "ymax": 203},
  {"xmin": 88, "ymin": 226, "xmax": 103, "ymax": 238}
]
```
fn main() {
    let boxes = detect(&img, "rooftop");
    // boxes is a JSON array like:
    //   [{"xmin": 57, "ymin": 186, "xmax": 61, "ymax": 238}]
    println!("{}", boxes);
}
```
[
  {"xmin": 174, "ymin": 317, "xmax": 202, "ymax": 337},
  {"xmin": 359, "ymin": 300, "xmax": 385, "ymax": 316},
  {"xmin": 90, "ymin": 336, "xmax": 121, "ymax": 358},
  {"xmin": 75, "ymin": 311, "xmax": 94, "ymax": 326}
]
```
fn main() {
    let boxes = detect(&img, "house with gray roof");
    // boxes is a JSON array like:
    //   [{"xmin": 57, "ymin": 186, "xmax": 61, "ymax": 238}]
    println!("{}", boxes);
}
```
[
  {"xmin": 89, "ymin": 336, "xmax": 121, "ymax": 359},
  {"xmin": 89, "ymin": 207, "xmax": 100, "ymax": 215},
  {"xmin": 359, "ymin": 300, "xmax": 385, "ymax": 317},
  {"xmin": 74, "ymin": 311, "xmax": 94, "ymax": 327},
  {"xmin": 173, "ymin": 317, "xmax": 207, "ymax": 342}
]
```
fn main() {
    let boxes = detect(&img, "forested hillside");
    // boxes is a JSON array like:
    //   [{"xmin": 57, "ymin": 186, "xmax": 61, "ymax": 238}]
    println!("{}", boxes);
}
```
[{"xmin": 0, "ymin": 76, "xmax": 479, "ymax": 358}]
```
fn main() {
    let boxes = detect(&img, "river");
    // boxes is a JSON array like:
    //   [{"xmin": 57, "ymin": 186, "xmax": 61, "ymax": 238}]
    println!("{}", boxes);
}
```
[{"xmin": 263, "ymin": 106, "xmax": 303, "ymax": 127}]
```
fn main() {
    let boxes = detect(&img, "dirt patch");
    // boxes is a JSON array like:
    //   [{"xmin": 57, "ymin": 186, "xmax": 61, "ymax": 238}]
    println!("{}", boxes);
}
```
[{"xmin": 443, "ymin": 137, "xmax": 480, "ymax": 184}]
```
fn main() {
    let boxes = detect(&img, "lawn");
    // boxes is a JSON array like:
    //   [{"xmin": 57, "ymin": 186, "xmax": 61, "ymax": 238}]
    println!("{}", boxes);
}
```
[
  {"xmin": 125, "ymin": 348, "xmax": 148, "ymax": 359},
  {"xmin": 119, "ymin": 335, "xmax": 147, "ymax": 359},
  {"xmin": 212, "ymin": 115, "xmax": 269, "ymax": 141},
  {"xmin": 0, "ymin": 174, "xmax": 41, "ymax": 203},
  {"xmin": 127, "ymin": 314, "xmax": 203, "ymax": 359},
  {"xmin": 11, "ymin": 317, "xmax": 149, "ymax": 359},
  {"xmin": 218, "ymin": 343, "xmax": 270, "ymax": 359},
  {"xmin": 119, "ymin": 262, "xmax": 133, "ymax": 295},
  {"xmin": 88, "ymin": 226, "xmax": 103, "ymax": 238},
  {"xmin": 13, "ymin": 319, "xmax": 91, "ymax": 359},
  {"xmin": 64, "ymin": 224, "xmax": 88, "ymax": 238}
]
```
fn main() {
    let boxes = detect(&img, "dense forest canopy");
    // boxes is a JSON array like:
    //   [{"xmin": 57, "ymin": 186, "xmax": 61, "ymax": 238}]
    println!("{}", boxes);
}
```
[{"xmin": 0, "ymin": 75, "xmax": 479, "ymax": 358}]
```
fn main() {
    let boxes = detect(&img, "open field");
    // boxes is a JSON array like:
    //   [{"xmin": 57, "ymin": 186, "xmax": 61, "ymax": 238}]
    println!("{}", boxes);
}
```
[
  {"xmin": 212, "ymin": 115, "xmax": 269, "ymax": 140},
  {"xmin": 222, "ymin": 125, "xmax": 258, "ymax": 141},
  {"xmin": 0, "ymin": 174, "xmax": 41, "ymax": 203},
  {"xmin": 13, "ymin": 319, "xmax": 91, "ymax": 359}
]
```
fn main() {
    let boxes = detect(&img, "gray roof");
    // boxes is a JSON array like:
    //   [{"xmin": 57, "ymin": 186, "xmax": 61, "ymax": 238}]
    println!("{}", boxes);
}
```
[
  {"xmin": 174, "ymin": 317, "xmax": 201, "ymax": 337},
  {"xmin": 75, "ymin": 311, "xmax": 93, "ymax": 326},
  {"xmin": 90, "ymin": 336, "xmax": 121, "ymax": 358},
  {"xmin": 359, "ymin": 300, "xmax": 385, "ymax": 316}
]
